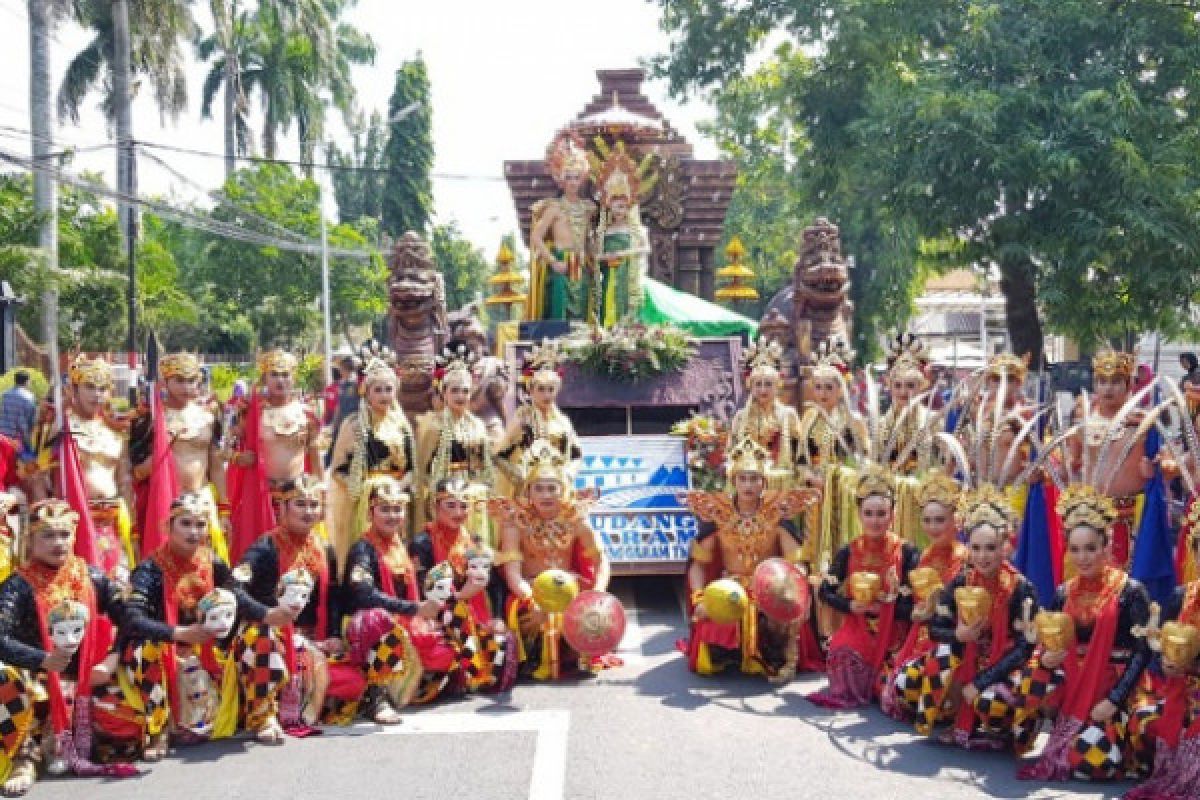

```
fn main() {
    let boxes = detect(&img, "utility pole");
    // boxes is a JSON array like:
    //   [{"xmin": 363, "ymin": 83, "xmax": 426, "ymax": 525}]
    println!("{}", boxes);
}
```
[
  {"xmin": 112, "ymin": 0, "xmax": 138, "ymax": 371},
  {"xmin": 28, "ymin": 0, "xmax": 61, "ymax": 415}
]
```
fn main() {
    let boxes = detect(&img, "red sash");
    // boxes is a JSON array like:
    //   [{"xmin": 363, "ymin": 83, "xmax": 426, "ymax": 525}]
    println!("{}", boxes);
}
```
[
  {"xmin": 893, "ymin": 540, "xmax": 968, "ymax": 668},
  {"xmin": 830, "ymin": 533, "xmax": 906, "ymax": 671},
  {"xmin": 19, "ymin": 557, "xmax": 101, "ymax": 733},
  {"xmin": 429, "ymin": 522, "xmax": 490, "ymax": 626},
  {"xmin": 270, "ymin": 528, "xmax": 330, "ymax": 676},
  {"xmin": 152, "ymin": 544, "xmax": 215, "ymax": 715},
  {"xmin": 953, "ymin": 563, "xmax": 1019, "ymax": 732},
  {"xmin": 1158, "ymin": 581, "xmax": 1200, "ymax": 747},
  {"xmin": 1060, "ymin": 567, "xmax": 1127, "ymax": 723},
  {"xmin": 364, "ymin": 528, "xmax": 419, "ymax": 603},
  {"xmin": 227, "ymin": 394, "xmax": 275, "ymax": 562}
]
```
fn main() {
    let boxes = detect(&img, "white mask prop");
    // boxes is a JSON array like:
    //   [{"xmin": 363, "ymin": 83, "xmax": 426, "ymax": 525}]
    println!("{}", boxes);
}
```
[
  {"xmin": 424, "ymin": 562, "xmax": 457, "ymax": 605},
  {"xmin": 198, "ymin": 588, "xmax": 238, "ymax": 638},
  {"xmin": 277, "ymin": 568, "xmax": 315, "ymax": 615},
  {"xmin": 48, "ymin": 599, "xmax": 89, "ymax": 654}
]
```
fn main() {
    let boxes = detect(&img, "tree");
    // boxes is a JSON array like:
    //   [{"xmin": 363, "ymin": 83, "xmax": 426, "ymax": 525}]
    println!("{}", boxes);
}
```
[
  {"xmin": 431, "ymin": 222, "xmax": 488, "ymax": 311},
  {"xmin": 198, "ymin": 0, "xmax": 254, "ymax": 178},
  {"xmin": 382, "ymin": 56, "xmax": 433, "ymax": 237},
  {"xmin": 654, "ymin": 1, "xmax": 1200, "ymax": 362},
  {"xmin": 325, "ymin": 109, "xmax": 387, "ymax": 226}
]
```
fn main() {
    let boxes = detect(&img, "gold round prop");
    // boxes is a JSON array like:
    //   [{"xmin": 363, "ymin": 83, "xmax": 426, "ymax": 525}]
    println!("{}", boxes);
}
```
[
  {"xmin": 531, "ymin": 569, "xmax": 580, "ymax": 614},
  {"xmin": 701, "ymin": 579, "xmax": 748, "ymax": 625}
]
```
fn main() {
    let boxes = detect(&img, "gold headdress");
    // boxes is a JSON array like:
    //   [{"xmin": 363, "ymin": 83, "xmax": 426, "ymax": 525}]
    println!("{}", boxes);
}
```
[
  {"xmin": 257, "ymin": 349, "xmax": 298, "ymax": 379},
  {"xmin": 47, "ymin": 599, "xmax": 88, "ymax": 627},
  {"xmin": 958, "ymin": 485, "xmax": 1017, "ymax": 534},
  {"xmin": 588, "ymin": 139, "xmax": 657, "ymax": 208},
  {"xmin": 28, "ymin": 499, "xmax": 79, "ymax": 536},
  {"xmin": 726, "ymin": 437, "xmax": 772, "ymax": 480},
  {"xmin": 275, "ymin": 474, "xmax": 325, "ymax": 503},
  {"xmin": 1092, "ymin": 348, "xmax": 1136, "ymax": 381},
  {"xmin": 365, "ymin": 475, "xmax": 410, "ymax": 509},
  {"xmin": 522, "ymin": 339, "xmax": 565, "ymax": 388},
  {"xmin": 855, "ymin": 464, "xmax": 896, "ymax": 503},
  {"xmin": 886, "ymin": 332, "xmax": 929, "ymax": 386},
  {"xmin": 357, "ymin": 340, "xmax": 399, "ymax": 392},
  {"xmin": 435, "ymin": 344, "xmax": 476, "ymax": 391},
  {"xmin": 985, "ymin": 353, "xmax": 1030, "ymax": 383},
  {"xmin": 424, "ymin": 561, "xmax": 456, "ymax": 593},
  {"xmin": 433, "ymin": 476, "xmax": 472, "ymax": 504},
  {"xmin": 1185, "ymin": 501, "xmax": 1200, "ymax": 547},
  {"xmin": 546, "ymin": 129, "xmax": 590, "ymax": 186},
  {"xmin": 68, "ymin": 354, "xmax": 112, "ymax": 389},
  {"xmin": 916, "ymin": 471, "xmax": 961, "ymax": 512},
  {"xmin": 197, "ymin": 587, "xmax": 236, "ymax": 617},
  {"xmin": 524, "ymin": 439, "xmax": 569, "ymax": 487},
  {"xmin": 1056, "ymin": 484, "xmax": 1117, "ymax": 534},
  {"xmin": 812, "ymin": 337, "xmax": 853, "ymax": 382},
  {"xmin": 159, "ymin": 352, "xmax": 202, "ymax": 381},
  {"xmin": 170, "ymin": 491, "xmax": 216, "ymax": 522},
  {"xmin": 741, "ymin": 339, "xmax": 783, "ymax": 381}
]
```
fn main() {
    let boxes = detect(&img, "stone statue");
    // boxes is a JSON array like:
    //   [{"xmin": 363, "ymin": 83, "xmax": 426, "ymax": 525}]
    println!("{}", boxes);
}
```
[{"xmin": 385, "ymin": 232, "xmax": 448, "ymax": 415}]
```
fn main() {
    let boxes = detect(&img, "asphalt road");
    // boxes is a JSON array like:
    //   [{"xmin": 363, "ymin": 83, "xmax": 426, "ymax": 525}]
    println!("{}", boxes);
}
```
[{"xmin": 34, "ymin": 578, "xmax": 1126, "ymax": 800}]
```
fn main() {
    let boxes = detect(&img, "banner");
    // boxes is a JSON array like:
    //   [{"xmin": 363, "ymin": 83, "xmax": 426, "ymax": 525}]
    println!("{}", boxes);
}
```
[{"xmin": 576, "ymin": 436, "xmax": 695, "ymax": 569}]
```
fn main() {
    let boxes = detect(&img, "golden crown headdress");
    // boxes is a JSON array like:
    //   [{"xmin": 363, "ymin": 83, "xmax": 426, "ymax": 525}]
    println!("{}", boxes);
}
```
[
  {"xmin": 525, "ymin": 439, "xmax": 570, "ymax": 486},
  {"xmin": 958, "ymin": 484, "xmax": 1017, "ymax": 534},
  {"xmin": 1056, "ymin": 484, "xmax": 1118, "ymax": 533},
  {"xmin": 356, "ymin": 340, "xmax": 398, "ymax": 390},
  {"xmin": 916, "ymin": 471, "xmax": 962, "ymax": 511},
  {"xmin": 424, "ymin": 561, "xmax": 457, "ymax": 593},
  {"xmin": 726, "ymin": 437, "xmax": 772, "ymax": 479},
  {"xmin": 159, "ymin": 352, "xmax": 201, "ymax": 381},
  {"xmin": 68, "ymin": 354, "xmax": 112, "ymax": 388},
  {"xmin": 28, "ymin": 499, "xmax": 79, "ymax": 536},
  {"xmin": 522, "ymin": 339, "xmax": 566, "ymax": 386},
  {"xmin": 170, "ymin": 490, "xmax": 216, "ymax": 522},
  {"xmin": 257, "ymin": 349, "xmax": 298, "ymax": 378},
  {"xmin": 365, "ymin": 475, "xmax": 410, "ymax": 509},
  {"xmin": 886, "ymin": 332, "xmax": 929, "ymax": 384},
  {"xmin": 434, "ymin": 344, "xmax": 477, "ymax": 390},
  {"xmin": 434, "ymin": 476, "xmax": 472, "ymax": 504},
  {"xmin": 276, "ymin": 474, "xmax": 325, "ymax": 503},
  {"xmin": 197, "ymin": 587, "xmax": 236, "ymax": 617},
  {"xmin": 546, "ymin": 129, "xmax": 590, "ymax": 185},
  {"xmin": 985, "ymin": 352, "xmax": 1030, "ymax": 383},
  {"xmin": 277, "ymin": 567, "xmax": 315, "ymax": 594},
  {"xmin": 589, "ymin": 139, "xmax": 657, "ymax": 208},
  {"xmin": 1092, "ymin": 348, "xmax": 1136, "ymax": 381},
  {"xmin": 47, "ymin": 599, "xmax": 88, "ymax": 628},
  {"xmin": 812, "ymin": 337, "xmax": 854, "ymax": 381},
  {"xmin": 741, "ymin": 339, "xmax": 783, "ymax": 380},
  {"xmin": 855, "ymin": 464, "xmax": 896, "ymax": 503}
]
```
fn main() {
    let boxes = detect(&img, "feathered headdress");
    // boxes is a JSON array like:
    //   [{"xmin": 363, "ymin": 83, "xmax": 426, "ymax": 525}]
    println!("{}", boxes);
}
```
[{"xmin": 741, "ymin": 338, "xmax": 783, "ymax": 381}]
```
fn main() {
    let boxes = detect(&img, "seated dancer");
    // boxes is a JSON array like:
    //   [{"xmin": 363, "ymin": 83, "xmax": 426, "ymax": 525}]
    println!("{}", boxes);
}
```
[
  {"xmin": 913, "ymin": 486, "xmax": 1039, "ymax": 747},
  {"xmin": 883, "ymin": 471, "xmax": 969, "ymax": 720},
  {"xmin": 0, "ymin": 500, "xmax": 134, "ymax": 797},
  {"xmin": 327, "ymin": 345, "xmax": 415, "ymax": 579},
  {"xmin": 1012, "ymin": 485, "xmax": 1151, "ymax": 781},
  {"xmin": 1125, "ymin": 513, "xmax": 1200, "ymax": 799},
  {"xmin": 683, "ymin": 439, "xmax": 819, "ymax": 678},
  {"xmin": 342, "ymin": 476, "xmax": 451, "ymax": 709},
  {"xmin": 809, "ymin": 467, "xmax": 920, "ymax": 709},
  {"xmin": 496, "ymin": 340, "xmax": 582, "ymax": 497},
  {"xmin": 100, "ymin": 491, "xmax": 288, "ymax": 756},
  {"xmin": 233, "ymin": 476, "xmax": 339, "ymax": 738},
  {"xmin": 491, "ymin": 441, "xmax": 611, "ymax": 679},
  {"xmin": 411, "ymin": 477, "xmax": 513, "ymax": 690}
]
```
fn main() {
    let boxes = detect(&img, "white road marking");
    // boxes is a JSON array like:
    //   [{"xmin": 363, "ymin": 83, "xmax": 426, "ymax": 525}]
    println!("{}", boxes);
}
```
[{"xmin": 324, "ymin": 710, "xmax": 569, "ymax": 800}]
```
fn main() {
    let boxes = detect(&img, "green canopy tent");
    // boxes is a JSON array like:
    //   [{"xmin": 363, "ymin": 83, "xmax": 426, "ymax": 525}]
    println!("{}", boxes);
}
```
[{"xmin": 638, "ymin": 278, "xmax": 758, "ymax": 339}]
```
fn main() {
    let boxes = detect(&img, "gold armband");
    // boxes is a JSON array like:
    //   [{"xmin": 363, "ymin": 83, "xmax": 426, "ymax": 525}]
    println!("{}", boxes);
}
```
[
  {"xmin": 689, "ymin": 544, "xmax": 714, "ymax": 564},
  {"xmin": 690, "ymin": 589, "xmax": 705, "ymax": 607},
  {"xmin": 493, "ymin": 550, "xmax": 523, "ymax": 567}
]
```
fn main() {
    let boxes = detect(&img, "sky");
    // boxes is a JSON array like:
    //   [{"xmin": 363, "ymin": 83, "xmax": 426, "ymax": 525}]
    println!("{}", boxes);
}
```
[{"xmin": 0, "ymin": 0, "xmax": 719, "ymax": 256}]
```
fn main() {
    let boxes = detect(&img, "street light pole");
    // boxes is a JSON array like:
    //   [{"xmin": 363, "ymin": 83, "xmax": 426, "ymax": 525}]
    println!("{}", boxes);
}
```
[{"xmin": 319, "ymin": 189, "xmax": 333, "ymax": 388}]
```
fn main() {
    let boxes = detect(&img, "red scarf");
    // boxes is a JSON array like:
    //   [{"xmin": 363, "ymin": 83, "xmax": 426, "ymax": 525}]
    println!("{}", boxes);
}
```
[
  {"xmin": 18, "ymin": 557, "xmax": 100, "ymax": 734},
  {"xmin": 1059, "ymin": 566, "xmax": 1127, "ymax": 722},
  {"xmin": 428, "ymin": 521, "xmax": 491, "ymax": 625},
  {"xmin": 364, "ymin": 528, "xmax": 418, "ymax": 603},
  {"xmin": 227, "ymin": 393, "xmax": 276, "ymax": 562},
  {"xmin": 893, "ymin": 539, "xmax": 969, "ymax": 668},
  {"xmin": 152, "ymin": 544, "xmax": 215, "ymax": 714},
  {"xmin": 830, "ymin": 533, "xmax": 906, "ymax": 671},
  {"xmin": 269, "ymin": 527, "xmax": 329, "ymax": 676},
  {"xmin": 1159, "ymin": 581, "xmax": 1200, "ymax": 747},
  {"xmin": 953, "ymin": 562, "xmax": 1019, "ymax": 732}
]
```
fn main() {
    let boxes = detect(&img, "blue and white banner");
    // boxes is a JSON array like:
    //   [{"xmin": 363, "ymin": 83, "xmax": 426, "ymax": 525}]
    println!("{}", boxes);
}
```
[{"xmin": 575, "ymin": 436, "xmax": 696, "ymax": 568}]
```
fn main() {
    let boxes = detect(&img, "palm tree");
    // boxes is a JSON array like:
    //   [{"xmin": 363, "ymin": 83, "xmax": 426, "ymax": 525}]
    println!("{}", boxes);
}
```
[{"xmin": 197, "ymin": 0, "xmax": 254, "ymax": 177}]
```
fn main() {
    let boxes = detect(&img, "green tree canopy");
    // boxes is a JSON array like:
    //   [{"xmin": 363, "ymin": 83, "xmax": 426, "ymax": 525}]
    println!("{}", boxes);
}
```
[
  {"xmin": 431, "ymin": 222, "xmax": 489, "ymax": 312},
  {"xmin": 382, "ymin": 56, "xmax": 434, "ymax": 237}
]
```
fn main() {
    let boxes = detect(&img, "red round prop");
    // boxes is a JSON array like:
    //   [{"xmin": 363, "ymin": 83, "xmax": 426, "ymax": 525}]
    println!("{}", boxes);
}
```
[
  {"xmin": 562, "ymin": 590, "xmax": 627, "ymax": 658},
  {"xmin": 753, "ymin": 557, "xmax": 810, "ymax": 623}
]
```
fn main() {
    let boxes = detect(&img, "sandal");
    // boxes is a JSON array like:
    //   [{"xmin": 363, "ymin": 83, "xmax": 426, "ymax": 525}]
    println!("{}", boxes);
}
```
[
  {"xmin": 2, "ymin": 758, "xmax": 36, "ymax": 797},
  {"xmin": 255, "ymin": 718, "xmax": 286, "ymax": 746},
  {"xmin": 372, "ymin": 698, "xmax": 403, "ymax": 726}
]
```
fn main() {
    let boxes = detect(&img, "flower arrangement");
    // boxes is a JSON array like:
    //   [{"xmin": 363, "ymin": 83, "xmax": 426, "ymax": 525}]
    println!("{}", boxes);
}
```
[
  {"xmin": 670, "ymin": 413, "xmax": 728, "ymax": 491},
  {"xmin": 563, "ymin": 322, "xmax": 696, "ymax": 383}
]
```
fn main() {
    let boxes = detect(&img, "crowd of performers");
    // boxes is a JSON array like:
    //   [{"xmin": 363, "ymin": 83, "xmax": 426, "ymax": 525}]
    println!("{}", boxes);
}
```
[
  {"xmin": 0, "ymin": 341, "xmax": 618, "ymax": 797},
  {"xmin": 1, "ymin": 327, "xmax": 1200, "ymax": 798},
  {"xmin": 685, "ymin": 336, "xmax": 1200, "ymax": 799}
]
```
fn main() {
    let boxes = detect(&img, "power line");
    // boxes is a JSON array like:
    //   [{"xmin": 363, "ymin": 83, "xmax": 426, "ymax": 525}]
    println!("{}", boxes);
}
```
[
  {"xmin": 0, "ymin": 146, "xmax": 374, "ymax": 259},
  {"xmin": 134, "ymin": 137, "xmax": 508, "ymax": 182}
]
